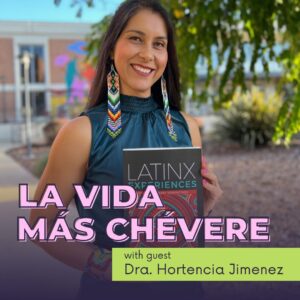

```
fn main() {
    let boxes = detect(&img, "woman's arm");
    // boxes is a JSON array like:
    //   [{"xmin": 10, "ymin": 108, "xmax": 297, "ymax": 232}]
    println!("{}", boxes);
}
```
[
  {"xmin": 29, "ymin": 116, "xmax": 97, "ymax": 272},
  {"xmin": 180, "ymin": 111, "xmax": 223, "ymax": 215}
]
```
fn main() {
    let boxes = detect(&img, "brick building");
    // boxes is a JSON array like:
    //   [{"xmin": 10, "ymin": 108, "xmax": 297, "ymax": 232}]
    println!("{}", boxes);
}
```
[
  {"xmin": 0, "ymin": 20, "xmax": 93, "ymax": 142},
  {"xmin": 0, "ymin": 20, "xmax": 284, "ymax": 142}
]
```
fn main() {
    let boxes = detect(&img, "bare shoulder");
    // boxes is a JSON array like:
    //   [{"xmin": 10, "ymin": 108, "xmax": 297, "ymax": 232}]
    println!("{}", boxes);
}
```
[
  {"xmin": 31, "ymin": 116, "xmax": 92, "ymax": 224},
  {"xmin": 46, "ymin": 115, "xmax": 91, "ymax": 174},
  {"xmin": 179, "ymin": 111, "xmax": 202, "ymax": 147},
  {"xmin": 53, "ymin": 116, "xmax": 91, "ymax": 145}
]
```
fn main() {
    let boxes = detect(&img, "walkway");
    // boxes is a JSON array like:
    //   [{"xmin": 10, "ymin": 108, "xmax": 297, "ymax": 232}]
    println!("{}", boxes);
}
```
[
  {"xmin": 0, "ymin": 143, "xmax": 37, "ymax": 202},
  {"xmin": 0, "ymin": 143, "xmax": 81, "ymax": 300}
]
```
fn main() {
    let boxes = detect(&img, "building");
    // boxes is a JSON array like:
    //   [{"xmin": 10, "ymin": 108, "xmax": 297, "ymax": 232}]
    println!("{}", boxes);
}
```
[
  {"xmin": 0, "ymin": 20, "xmax": 285, "ymax": 142},
  {"xmin": 0, "ymin": 20, "xmax": 94, "ymax": 142}
]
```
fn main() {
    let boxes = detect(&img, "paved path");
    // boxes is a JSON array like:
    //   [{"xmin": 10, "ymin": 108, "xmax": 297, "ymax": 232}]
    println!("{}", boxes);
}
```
[
  {"xmin": 0, "ymin": 143, "xmax": 81, "ymax": 300},
  {"xmin": 0, "ymin": 143, "xmax": 37, "ymax": 202}
]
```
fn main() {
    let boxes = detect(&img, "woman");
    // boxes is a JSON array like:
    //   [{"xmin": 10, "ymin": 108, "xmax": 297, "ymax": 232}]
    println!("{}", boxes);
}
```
[{"xmin": 30, "ymin": 0, "xmax": 222, "ymax": 299}]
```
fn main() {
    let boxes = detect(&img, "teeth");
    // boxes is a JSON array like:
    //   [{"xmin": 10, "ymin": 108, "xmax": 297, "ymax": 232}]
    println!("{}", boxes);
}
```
[{"xmin": 132, "ymin": 64, "xmax": 152, "ymax": 74}]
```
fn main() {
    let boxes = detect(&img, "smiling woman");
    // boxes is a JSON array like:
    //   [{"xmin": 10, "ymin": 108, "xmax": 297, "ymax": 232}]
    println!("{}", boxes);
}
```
[
  {"xmin": 29, "ymin": 0, "xmax": 222, "ymax": 299},
  {"xmin": 112, "ymin": 10, "xmax": 168, "ymax": 97}
]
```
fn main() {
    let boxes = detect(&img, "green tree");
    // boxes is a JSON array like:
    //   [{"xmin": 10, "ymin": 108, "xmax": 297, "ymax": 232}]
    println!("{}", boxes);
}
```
[{"xmin": 55, "ymin": 0, "xmax": 300, "ymax": 145}]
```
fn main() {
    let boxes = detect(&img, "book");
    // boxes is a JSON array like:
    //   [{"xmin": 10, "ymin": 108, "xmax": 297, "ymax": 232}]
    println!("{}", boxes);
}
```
[{"xmin": 123, "ymin": 147, "xmax": 204, "ymax": 247}]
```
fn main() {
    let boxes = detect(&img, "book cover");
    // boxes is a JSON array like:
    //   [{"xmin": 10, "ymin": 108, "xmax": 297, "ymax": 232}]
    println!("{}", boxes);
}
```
[{"xmin": 123, "ymin": 147, "xmax": 204, "ymax": 247}]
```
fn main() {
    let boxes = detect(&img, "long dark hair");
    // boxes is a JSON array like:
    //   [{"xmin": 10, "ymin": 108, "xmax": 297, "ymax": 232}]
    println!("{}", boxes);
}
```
[{"xmin": 87, "ymin": 0, "xmax": 181, "ymax": 110}]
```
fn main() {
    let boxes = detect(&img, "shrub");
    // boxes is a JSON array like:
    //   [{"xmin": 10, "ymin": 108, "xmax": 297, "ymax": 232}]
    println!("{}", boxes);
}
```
[
  {"xmin": 43, "ymin": 118, "xmax": 68, "ymax": 145},
  {"xmin": 215, "ymin": 89, "xmax": 282, "ymax": 148}
]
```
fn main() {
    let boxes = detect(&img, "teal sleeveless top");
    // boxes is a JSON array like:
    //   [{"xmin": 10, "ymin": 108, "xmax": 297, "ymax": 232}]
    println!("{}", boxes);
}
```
[
  {"xmin": 75, "ymin": 94, "xmax": 192, "ymax": 249},
  {"xmin": 76, "ymin": 95, "xmax": 205, "ymax": 300}
]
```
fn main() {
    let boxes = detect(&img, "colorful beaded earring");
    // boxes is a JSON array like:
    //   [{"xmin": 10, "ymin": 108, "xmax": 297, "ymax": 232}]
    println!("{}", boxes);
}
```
[
  {"xmin": 161, "ymin": 75, "xmax": 177, "ymax": 142},
  {"xmin": 107, "ymin": 63, "xmax": 122, "ymax": 138}
]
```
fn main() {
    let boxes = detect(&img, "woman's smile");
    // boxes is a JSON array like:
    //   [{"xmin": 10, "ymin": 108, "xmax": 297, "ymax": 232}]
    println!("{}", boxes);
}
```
[{"xmin": 131, "ymin": 64, "xmax": 155, "ymax": 77}]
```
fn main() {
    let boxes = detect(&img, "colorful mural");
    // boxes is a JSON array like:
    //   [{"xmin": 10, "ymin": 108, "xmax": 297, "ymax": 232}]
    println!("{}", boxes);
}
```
[{"xmin": 52, "ymin": 40, "xmax": 96, "ymax": 117}]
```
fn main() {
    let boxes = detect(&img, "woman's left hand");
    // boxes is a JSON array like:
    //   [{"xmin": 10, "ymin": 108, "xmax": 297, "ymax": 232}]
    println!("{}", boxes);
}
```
[{"xmin": 201, "ymin": 156, "xmax": 223, "ymax": 216}]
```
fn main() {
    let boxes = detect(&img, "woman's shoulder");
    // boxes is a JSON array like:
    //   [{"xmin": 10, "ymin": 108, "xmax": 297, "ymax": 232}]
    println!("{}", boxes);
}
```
[
  {"xmin": 58, "ymin": 115, "xmax": 91, "ymax": 138},
  {"xmin": 179, "ymin": 111, "xmax": 198, "ymax": 128},
  {"xmin": 178, "ymin": 111, "xmax": 202, "ymax": 147},
  {"xmin": 50, "ymin": 116, "xmax": 91, "ymax": 162}
]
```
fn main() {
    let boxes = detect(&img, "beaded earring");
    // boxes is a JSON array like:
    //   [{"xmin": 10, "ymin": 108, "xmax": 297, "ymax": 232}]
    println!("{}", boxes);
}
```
[
  {"xmin": 161, "ymin": 75, "xmax": 177, "ymax": 142},
  {"xmin": 107, "ymin": 63, "xmax": 122, "ymax": 138}
]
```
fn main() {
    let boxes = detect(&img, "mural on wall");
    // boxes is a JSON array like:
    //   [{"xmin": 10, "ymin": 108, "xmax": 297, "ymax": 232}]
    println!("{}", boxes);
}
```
[{"xmin": 52, "ymin": 40, "xmax": 96, "ymax": 118}]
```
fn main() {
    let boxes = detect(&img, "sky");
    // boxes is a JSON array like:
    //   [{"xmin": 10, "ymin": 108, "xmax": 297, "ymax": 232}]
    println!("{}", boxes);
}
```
[{"xmin": 0, "ymin": 0, "xmax": 123, "ymax": 23}]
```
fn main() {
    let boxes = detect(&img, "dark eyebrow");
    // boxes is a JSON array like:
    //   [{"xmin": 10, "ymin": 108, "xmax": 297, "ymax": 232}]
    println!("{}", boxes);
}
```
[{"xmin": 124, "ymin": 29, "xmax": 167, "ymax": 40}]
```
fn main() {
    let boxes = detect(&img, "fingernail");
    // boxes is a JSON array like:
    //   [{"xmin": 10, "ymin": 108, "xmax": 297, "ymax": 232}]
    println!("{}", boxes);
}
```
[{"xmin": 202, "ymin": 179, "xmax": 208, "ymax": 185}]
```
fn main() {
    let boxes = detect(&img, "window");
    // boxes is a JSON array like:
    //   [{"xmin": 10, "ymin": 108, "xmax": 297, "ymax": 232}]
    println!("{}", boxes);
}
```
[
  {"xmin": 21, "ymin": 91, "xmax": 47, "ymax": 118},
  {"xmin": 19, "ymin": 45, "xmax": 45, "ymax": 84}
]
